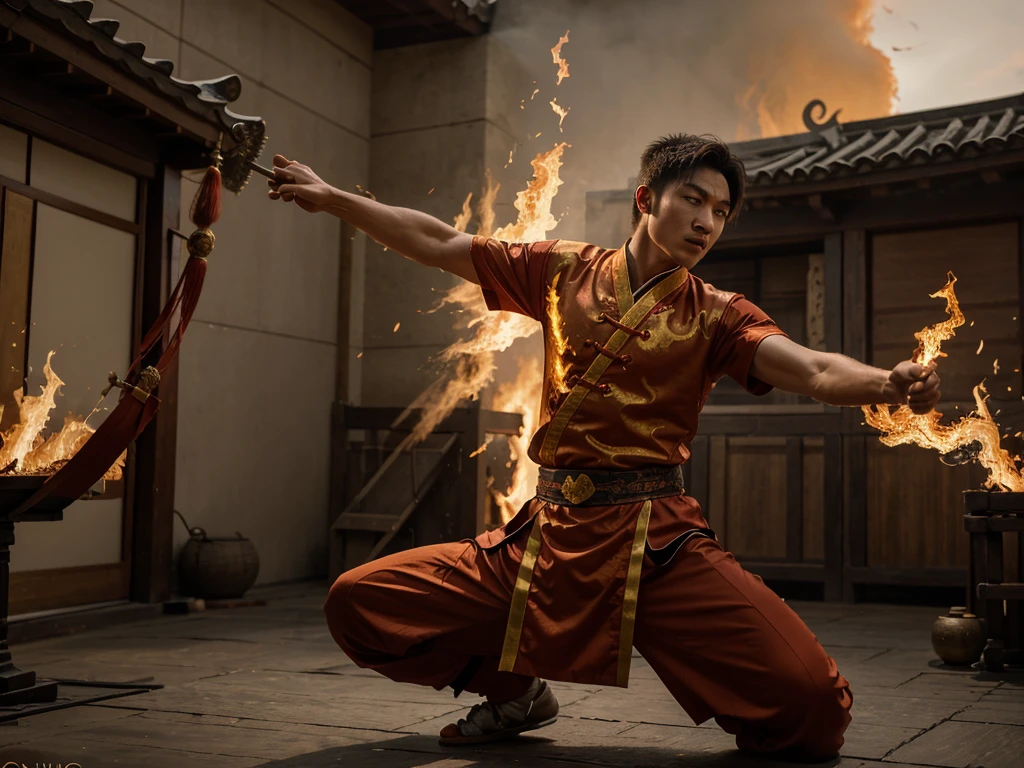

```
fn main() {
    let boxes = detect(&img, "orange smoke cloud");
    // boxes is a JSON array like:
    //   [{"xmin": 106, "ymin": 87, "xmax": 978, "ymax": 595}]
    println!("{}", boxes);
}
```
[{"xmin": 737, "ymin": 0, "xmax": 898, "ymax": 139}]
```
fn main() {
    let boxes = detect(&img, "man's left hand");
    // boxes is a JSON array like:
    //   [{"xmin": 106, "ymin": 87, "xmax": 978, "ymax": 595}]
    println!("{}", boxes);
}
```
[{"xmin": 883, "ymin": 361, "xmax": 941, "ymax": 414}]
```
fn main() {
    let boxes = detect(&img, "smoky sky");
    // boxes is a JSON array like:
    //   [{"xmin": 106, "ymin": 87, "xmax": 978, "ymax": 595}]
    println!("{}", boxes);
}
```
[{"xmin": 484, "ymin": 0, "xmax": 894, "ymax": 243}]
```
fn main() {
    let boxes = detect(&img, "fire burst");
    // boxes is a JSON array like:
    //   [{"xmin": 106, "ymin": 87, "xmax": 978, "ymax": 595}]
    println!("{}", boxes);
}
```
[
  {"xmin": 862, "ymin": 272, "xmax": 1024, "ymax": 492},
  {"xmin": 411, "ymin": 142, "xmax": 569, "ymax": 457},
  {"xmin": 0, "ymin": 351, "xmax": 125, "ymax": 480}
]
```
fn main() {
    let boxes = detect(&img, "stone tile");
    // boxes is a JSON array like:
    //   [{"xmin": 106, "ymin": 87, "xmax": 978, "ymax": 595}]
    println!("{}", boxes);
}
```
[
  {"xmin": 888, "ymin": 719, "xmax": 1024, "ymax": 768},
  {"xmin": 0, "ymin": 735, "xmax": 266, "ymax": 768},
  {"xmin": 0, "ymin": 704, "xmax": 141, "ymax": 748},
  {"xmin": 955, "ymin": 698, "xmax": 1024, "ymax": 725},
  {"xmin": 68, "ymin": 709, "xmax": 384, "ymax": 760},
  {"xmin": 845, "ymin": 693, "xmax": 967, "ymax": 729},
  {"xmin": 29, "ymin": 658, "xmax": 224, "ymax": 687},
  {"xmin": 559, "ymin": 683, "xmax": 696, "ymax": 727},
  {"xmin": 117, "ymin": 680, "xmax": 463, "ymax": 732},
  {"xmin": 840, "ymin": 721, "xmax": 923, "ymax": 761},
  {"xmin": 56, "ymin": 635, "xmax": 269, "ymax": 667}
]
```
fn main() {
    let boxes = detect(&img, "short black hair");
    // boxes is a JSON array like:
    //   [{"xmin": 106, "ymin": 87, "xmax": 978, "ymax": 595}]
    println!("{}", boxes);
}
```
[{"xmin": 631, "ymin": 134, "xmax": 746, "ymax": 228}]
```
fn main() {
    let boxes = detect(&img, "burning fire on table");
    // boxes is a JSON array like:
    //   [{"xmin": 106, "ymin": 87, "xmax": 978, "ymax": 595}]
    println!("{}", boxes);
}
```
[{"xmin": 0, "ymin": 350, "xmax": 125, "ymax": 481}]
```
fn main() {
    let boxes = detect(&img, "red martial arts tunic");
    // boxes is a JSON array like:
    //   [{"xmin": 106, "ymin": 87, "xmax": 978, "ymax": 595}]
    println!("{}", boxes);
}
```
[{"xmin": 469, "ymin": 236, "xmax": 789, "ymax": 688}]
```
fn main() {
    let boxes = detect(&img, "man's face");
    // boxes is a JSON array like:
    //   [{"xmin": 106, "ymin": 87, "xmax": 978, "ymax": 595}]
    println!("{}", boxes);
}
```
[{"xmin": 636, "ymin": 166, "xmax": 732, "ymax": 269}]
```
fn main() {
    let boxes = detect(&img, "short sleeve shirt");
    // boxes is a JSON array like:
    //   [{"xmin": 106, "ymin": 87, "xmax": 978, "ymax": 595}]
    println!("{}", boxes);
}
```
[{"xmin": 470, "ymin": 236, "xmax": 788, "ymax": 468}]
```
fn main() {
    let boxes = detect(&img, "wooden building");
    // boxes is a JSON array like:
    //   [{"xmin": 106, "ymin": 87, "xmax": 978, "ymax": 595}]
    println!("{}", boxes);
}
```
[
  {"xmin": 586, "ymin": 95, "xmax": 1024, "ymax": 601},
  {"xmin": 0, "ymin": 0, "xmax": 262, "ymax": 620}
]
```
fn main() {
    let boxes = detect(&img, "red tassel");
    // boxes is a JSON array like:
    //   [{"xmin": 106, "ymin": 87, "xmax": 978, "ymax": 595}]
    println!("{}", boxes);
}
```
[{"xmin": 190, "ymin": 165, "xmax": 222, "ymax": 230}]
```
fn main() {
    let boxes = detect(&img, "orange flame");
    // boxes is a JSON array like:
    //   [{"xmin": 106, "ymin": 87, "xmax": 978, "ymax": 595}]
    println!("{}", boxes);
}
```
[
  {"xmin": 551, "ymin": 30, "xmax": 570, "ymax": 85},
  {"xmin": 490, "ymin": 356, "xmax": 542, "ymax": 521},
  {"xmin": 912, "ymin": 272, "xmax": 964, "ymax": 367},
  {"xmin": 736, "ymin": 0, "xmax": 897, "ymax": 138},
  {"xmin": 547, "ymin": 272, "xmax": 573, "ymax": 394},
  {"xmin": 0, "ymin": 351, "xmax": 125, "ymax": 480},
  {"xmin": 410, "ymin": 143, "xmax": 569, "ymax": 511},
  {"xmin": 862, "ymin": 272, "xmax": 1024, "ymax": 492},
  {"xmin": 550, "ymin": 98, "xmax": 570, "ymax": 132}
]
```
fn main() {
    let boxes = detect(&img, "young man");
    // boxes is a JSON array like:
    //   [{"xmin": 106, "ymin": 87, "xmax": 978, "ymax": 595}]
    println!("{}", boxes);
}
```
[{"xmin": 269, "ymin": 135, "xmax": 940, "ymax": 761}]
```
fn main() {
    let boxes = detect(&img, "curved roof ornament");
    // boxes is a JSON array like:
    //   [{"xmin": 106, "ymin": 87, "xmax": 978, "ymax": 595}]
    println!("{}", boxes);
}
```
[{"xmin": 802, "ymin": 99, "xmax": 846, "ymax": 150}]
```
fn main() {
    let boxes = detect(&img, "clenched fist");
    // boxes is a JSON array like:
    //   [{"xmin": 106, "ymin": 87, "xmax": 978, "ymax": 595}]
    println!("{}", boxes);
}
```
[{"xmin": 882, "ymin": 361, "xmax": 941, "ymax": 415}]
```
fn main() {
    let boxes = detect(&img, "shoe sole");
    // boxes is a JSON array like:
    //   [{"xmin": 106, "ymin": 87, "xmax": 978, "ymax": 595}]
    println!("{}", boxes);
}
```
[{"xmin": 438, "ymin": 715, "xmax": 558, "ymax": 746}]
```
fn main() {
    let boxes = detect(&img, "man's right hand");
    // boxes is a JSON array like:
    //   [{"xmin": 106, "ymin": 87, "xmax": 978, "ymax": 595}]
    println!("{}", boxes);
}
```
[{"xmin": 268, "ymin": 155, "xmax": 335, "ymax": 213}]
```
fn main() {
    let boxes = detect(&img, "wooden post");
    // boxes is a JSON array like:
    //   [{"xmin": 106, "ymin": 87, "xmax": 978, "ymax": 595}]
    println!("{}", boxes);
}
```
[
  {"xmin": 130, "ymin": 165, "xmax": 179, "ymax": 604},
  {"xmin": 841, "ymin": 228, "xmax": 867, "ymax": 601}
]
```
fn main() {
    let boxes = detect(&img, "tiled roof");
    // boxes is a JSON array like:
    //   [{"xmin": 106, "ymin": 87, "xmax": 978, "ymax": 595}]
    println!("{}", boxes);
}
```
[
  {"xmin": 734, "ymin": 94, "xmax": 1024, "ymax": 188},
  {"xmin": 9, "ymin": 0, "xmax": 262, "ymax": 135}
]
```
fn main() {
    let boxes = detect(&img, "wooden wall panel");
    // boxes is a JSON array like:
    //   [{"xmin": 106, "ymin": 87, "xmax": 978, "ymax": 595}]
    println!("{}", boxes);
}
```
[
  {"xmin": 871, "ymin": 223, "xmax": 1020, "ymax": 401},
  {"xmin": 0, "ymin": 189, "xmax": 33, "ymax": 432},
  {"xmin": 865, "ymin": 442, "xmax": 975, "ymax": 568},
  {"xmin": 723, "ymin": 436, "xmax": 788, "ymax": 559},
  {"xmin": 802, "ymin": 436, "xmax": 825, "ymax": 561}
]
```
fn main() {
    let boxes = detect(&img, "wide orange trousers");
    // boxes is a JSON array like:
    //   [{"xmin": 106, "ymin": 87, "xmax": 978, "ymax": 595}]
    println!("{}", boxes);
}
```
[{"xmin": 325, "ymin": 531, "xmax": 852, "ymax": 761}]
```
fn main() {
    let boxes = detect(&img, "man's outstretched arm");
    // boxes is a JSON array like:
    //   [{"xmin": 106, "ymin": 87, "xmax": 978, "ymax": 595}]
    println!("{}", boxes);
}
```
[
  {"xmin": 267, "ymin": 155, "xmax": 478, "ymax": 284},
  {"xmin": 750, "ymin": 334, "xmax": 941, "ymax": 414}
]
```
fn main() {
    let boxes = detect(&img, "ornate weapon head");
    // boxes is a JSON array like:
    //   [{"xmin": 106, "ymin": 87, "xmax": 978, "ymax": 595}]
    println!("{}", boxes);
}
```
[{"xmin": 221, "ymin": 121, "xmax": 270, "ymax": 194}]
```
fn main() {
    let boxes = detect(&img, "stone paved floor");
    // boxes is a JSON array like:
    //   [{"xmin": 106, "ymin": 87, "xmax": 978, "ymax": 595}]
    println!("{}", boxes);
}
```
[{"xmin": 1, "ymin": 581, "xmax": 1022, "ymax": 768}]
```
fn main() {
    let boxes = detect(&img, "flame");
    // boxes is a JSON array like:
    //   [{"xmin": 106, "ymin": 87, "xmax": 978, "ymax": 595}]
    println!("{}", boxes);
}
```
[
  {"xmin": 490, "ymin": 356, "xmax": 543, "ymax": 521},
  {"xmin": 550, "ymin": 98, "xmax": 570, "ymax": 132},
  {"xmin": 0, "ymin": 351, "xmax": 125, "ymax": 480},
  {"xmin": 551, "ymin": 30, "xmax": 570, "ymax": 85},
  {"xmin": 477, "ymin": 170, "xmax": 500, "ymax": 239},
  {"xmin": 493, "ymin": 143, "xmax": 568, "ymax": 242},
  {"xmin": 407, "ymin": 35, "xmax": 574, "ymax": 523},
  {"xmin": 912, "ymin": 272, "xmax": 964, "ymax": 368},
  {"xmin": 409, "ymin": 143, "xmax": 569, "ymax": 510},
  {"xmin": 862, "ymin": 272, "xmax": 1024, "ymax": 492},
  {"xmin": 547, "ymin": 272, "xmax": 573, "ymax": 394},
  {"xmin": 453, "ymin": 191, "xmax": 473, "ymax": 231},
  {"xmin": 736, "ymin": 0, "xmax": 897, "ymax": 138}
]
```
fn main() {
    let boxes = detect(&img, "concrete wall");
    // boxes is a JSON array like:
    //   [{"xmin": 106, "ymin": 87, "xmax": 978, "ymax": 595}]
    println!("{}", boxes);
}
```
[
  {"xmin": 94, "ymin": 0, "xmax": 371, "ymax": 586},
  {"xmin": 362, "ymin": 35, "xmax": 533, "ymax": 407}
]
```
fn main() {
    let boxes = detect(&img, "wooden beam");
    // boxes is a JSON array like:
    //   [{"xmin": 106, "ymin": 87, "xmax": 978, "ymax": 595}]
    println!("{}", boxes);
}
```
[
  {"xmin": 5, "ymin": 12, "xmax": 220, "ymax": 146},
  {"xmin": 0, "ymin": 173, "xmax": 139, "ymax": 233},
  {"xmin": 807, "ymin": 193, "xmax": 835, "ymax": 222},
  {"xmin": 0, "ymin": 64, "xmax": 158, "ymax": 177},
  {"xmin": 845, "ymin": 565, "xmax": 967, "ymax": 587},
  {"xmin": 982, "ymin": 169, "xmax": 1003, "ymax": 184}
]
